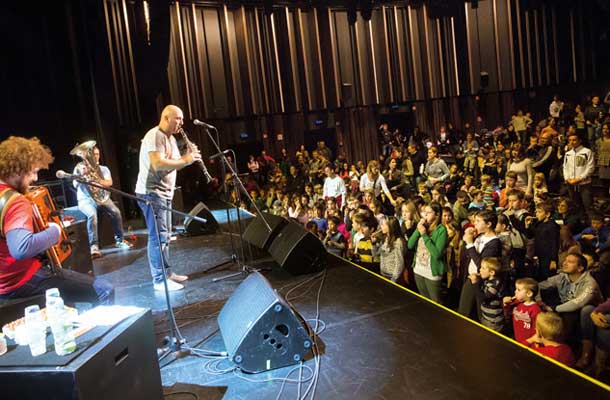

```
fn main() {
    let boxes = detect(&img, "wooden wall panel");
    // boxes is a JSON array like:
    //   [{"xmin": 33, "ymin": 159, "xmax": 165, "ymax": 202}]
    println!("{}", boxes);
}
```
[{"xmin": 101, "ymin": 0, "xmax": 604, "ymax": 163}]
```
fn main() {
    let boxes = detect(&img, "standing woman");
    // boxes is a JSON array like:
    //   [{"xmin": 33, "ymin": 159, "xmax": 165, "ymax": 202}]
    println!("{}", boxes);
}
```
[
  {"xmin": 247, "ymin": 155, "xmax": 261, "ymax": 184},
  {"xmin": 424, "ymin": 147, "xmax": 451, "ymax": 188},
  {"xmin": 507, "ymin": 143, "xmax": 534, "ymax": 196},
  {"xmin": 457, "ymin": 210, "xmax": 502, "ymax": 319},
  {"xmin": 383, "ymin": 158, "xmax": 402, "ymax": 193},
  {"xmin": 408, "ymin": 202, "xmax": 448, "ymax": 304},
  {"xmin": 360, "ymin": 160, "xmax": 397, "ymax": 208},
  {"xmin": 378, "ymin": 217, "xmax": 407, "ymax": 283}
]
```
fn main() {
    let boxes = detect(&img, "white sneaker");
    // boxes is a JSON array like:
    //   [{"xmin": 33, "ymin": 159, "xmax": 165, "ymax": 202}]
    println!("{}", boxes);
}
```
[
  {"xmin": 90, "ymin": 245, "xmax": 102, "ymax": 259},
  {"xmin": 153, "ymin": 280, "xmax": 184, "ymax": 292}
]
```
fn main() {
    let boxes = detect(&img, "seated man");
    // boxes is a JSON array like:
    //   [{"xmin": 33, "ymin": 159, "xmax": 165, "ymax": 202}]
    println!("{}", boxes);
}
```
[
  {"xmin": 537, "ymin": 252, "xmax": 603, "ymax": 348},
  {"xmin": 0, "ymin": 136, "xmax": 113, "ymax": 305},
  {"xmin": 73, "ymin": 144, "xmax": 132, "ymax": 258}
]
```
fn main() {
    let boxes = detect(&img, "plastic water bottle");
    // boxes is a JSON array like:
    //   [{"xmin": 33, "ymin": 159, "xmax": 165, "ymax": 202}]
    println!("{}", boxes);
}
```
[
  {"xmin": 46, "ymin": 295, "xmax": 76, "ymax": 356},
  {"xmin": 24, "ymin": 305, "xmax": 47, "ymax": 357}
]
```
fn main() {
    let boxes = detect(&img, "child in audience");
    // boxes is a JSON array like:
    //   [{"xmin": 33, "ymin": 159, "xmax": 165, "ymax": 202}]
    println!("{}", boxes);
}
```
[
  {"xmin": 370, "ymin": 199, "xmax": 386, "ymax": 226},
  {"xmin": 453, "ymin": 190, "xmax": 470, "ymax": 227},
  {"xmin": 349, "ymin": 211, "xmax": 367, "ymax": 259},
  {"xmin": 468, "ymin": 189, "xmax": 486, "ymax": 211},
  {"xmin": 362, "ymin": 189, "xmax": 375, "ymax": 208},
  {"xmin": 479, "ymin": 174, "xmax": 498, "ymax": 210},
  {"xmin": 532, "ymin": 172, "xmax": 548, "ymax": 205},
  {"xmin": 266, "ymin": 186, "xmax": 276, "ymax": 210},
  {"xmin": 460, "ymin": 174, "xmax": 474, "ymax": 193},
  {"xmin": 498, "ymin": 171, "xmax": 518, "ymax": 209},
  {"xmin": 417, "ymin": 181, "xmax": 431, "ymax": 203},
  {"xmin": 526, "ymin": 201, "xmax": 560, "ymax": 281},
  {"xmin": 310, "ymin": 204, "xmax": 328, "ymax": 234},
  {"xmin": 313, "ymin": 184, "xmax": 324, "ymax": 204},
  {"xmin": 431, "ymin": 185, "xmax": 451, "ymax": 207},
  {"xmin": 495, "ymin": 214, "xmax": 513, "ymax": 272},
  {"xmin": 503, "ymin": 277, "xmax": 541, "ymax": 342},
  {"xmin": 304, "ymin": 184, "xmax": 315, "ymax": 208},
  {"xmin": 522, "ymin": 311, "xmax": 576, "ymax": 368},
  {"xmin": 377, "ymin": 216, "xmax": 406, "ymax": 282},
  {"xmin": 355, "ymin": 215, "xmax": 380, "ymax": 273},
  {"xmin": 305, "ymin": 221, "xmax": 320, "ymax": 238},
  {"xmin": 470, "ymin": 257, "xmax": 504, "ymax": 331},
  {"xmin": 324, "ymin": 216, "xmax": 346, "ymax": 257}
]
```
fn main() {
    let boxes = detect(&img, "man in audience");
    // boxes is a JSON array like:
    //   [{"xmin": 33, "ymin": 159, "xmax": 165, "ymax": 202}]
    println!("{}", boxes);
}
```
[
  {"xmin": 537, "ymin": 253, "xmax": 603, "ymax": 339},
  {"xmin": 563, "ymin": 132, "xmax": 595, "ymax": 211},
  {"xmin": 322, "ymin": 165, "xmax": 347, "ymax": 209}
]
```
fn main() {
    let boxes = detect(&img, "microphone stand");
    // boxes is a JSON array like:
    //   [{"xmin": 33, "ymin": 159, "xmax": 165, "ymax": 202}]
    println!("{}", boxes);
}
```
[
  {"xmin": 66, "ymin": 175, "xmax": 206, "ymax": 357},
  {"xmin": 201, "ymin": 126, "xmax": 273, "ymax": 282}
]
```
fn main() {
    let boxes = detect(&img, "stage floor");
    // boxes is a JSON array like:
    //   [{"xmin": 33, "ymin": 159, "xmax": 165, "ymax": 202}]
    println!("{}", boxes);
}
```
[{"xmin": 93, "ymin": 205, "xmax": 610, "ymax": 400}]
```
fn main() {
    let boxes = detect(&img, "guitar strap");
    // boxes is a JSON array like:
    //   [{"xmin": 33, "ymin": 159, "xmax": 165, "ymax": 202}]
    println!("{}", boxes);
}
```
[{"xmin": 0, "ymin": 188, "xmax": 20, "ymax": 239}]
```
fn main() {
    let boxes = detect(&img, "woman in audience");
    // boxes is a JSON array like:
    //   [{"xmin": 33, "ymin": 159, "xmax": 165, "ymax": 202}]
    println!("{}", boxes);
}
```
[
  {"xmin": 507, "ymin": 143, "xmax": 534, "ymax": 196},
  {"xmin": 423, "ymin": 147, "xmax": 450, "ymax": 188},
  {"xmin": 359, "ymin": 160, "xmax": 397, "ymax": 207}
]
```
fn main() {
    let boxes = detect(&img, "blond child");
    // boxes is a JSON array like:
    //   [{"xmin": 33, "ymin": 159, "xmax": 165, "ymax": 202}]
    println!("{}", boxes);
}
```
[
  {"xmin": 470, "ymin": 257, "xmax": 504, "ymax": 331},
  {"xmin": 532, "ymin": 172, "xmax": 548, "ymax": 205},
  {"xmin": 522, "ymin": 311, "xmax": 576, "ymax": 367}
]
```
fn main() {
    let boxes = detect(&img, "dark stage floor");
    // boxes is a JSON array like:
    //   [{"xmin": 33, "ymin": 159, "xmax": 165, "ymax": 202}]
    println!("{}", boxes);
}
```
[{"xmin": 92, "ymin": 205, "xmax": 610, "ymax": 400}]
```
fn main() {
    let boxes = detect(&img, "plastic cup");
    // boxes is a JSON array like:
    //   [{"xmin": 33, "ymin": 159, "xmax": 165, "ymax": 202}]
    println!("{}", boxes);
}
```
[{"xmin": 24, "ymin": 305, "xmax": 47, "ymax": 357}]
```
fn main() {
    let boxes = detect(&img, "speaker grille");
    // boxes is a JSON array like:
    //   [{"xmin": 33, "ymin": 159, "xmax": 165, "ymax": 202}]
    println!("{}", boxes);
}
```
[{"xmin": 217, "ymin": 273, "xmax": 278, "ymax": 355}]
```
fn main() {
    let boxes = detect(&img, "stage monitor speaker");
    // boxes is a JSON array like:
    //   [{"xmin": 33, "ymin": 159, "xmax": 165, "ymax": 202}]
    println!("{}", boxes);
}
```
[
  {"xmin": 184, "ymin": 202, "xmax": 218, "ymax": 235},
  {"xmin": 242, "ymin": 212, "xmax": 288, "ymax": 250},
  {"xmin": 268, "ymin": 221, "xmax": 326, "ymax": 275},
  {"xmin": 64, "ymin": 220, "xmax": 93, "ymax": 274},
  {"xmin": 217, "ymin": 272, "xmax": 312, "ymax": 373}
]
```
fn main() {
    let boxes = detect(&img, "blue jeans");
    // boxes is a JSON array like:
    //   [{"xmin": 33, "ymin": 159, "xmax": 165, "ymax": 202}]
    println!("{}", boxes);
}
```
[
  {"xmin": 137, "ymin": 193, "xmax": 172, "ymax": 284},
  {"xmin": 78, "ymin": 196, "xmax": 125, "ymax": 246},
  {"xmin": 581, "ymin": 305, "xmax": 610, "ymax": 351},
  {"xmin": 0, "ymin": 264, "xmax": 114, "ymax": 305}
]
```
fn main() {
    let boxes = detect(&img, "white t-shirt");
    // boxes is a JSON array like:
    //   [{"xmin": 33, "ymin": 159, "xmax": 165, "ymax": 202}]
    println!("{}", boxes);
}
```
[
  {"xmin": 135, "ymin": 127, "xmax": 181, "ymax": 199},
  {"xmin": 73, "ymin": 163, "xmax": 111, "ymax": 202}
]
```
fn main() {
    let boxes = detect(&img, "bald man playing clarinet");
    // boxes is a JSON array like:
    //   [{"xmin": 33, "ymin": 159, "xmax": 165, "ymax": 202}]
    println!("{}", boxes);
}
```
[{"xmin": 135, "ymin": 105, "xmax": 201, "ymax": 292}]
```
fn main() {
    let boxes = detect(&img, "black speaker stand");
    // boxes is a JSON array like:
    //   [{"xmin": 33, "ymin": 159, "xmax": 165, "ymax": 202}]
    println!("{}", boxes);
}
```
[{"xmin": 200, "ymin": 127, "xmax": 273, "ymax": 283}]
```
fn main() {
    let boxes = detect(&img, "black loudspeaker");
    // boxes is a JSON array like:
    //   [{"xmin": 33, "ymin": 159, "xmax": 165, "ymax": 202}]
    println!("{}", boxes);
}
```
[
  {"xmin": 268, "ymin": 221, "xmax": 326, "ymax": 275},
  {"xmin": 217, "ymin": 272, "xmax": 312, "ymax": 373},
  {"xmin": 64, "ymin": 220, "xmax": 93, "ymax": 274},
  {"xmin": 242, "ymin": 212, "xmax": 288, "ymax": 250},
  {"xmin": 184, "ymin": 202, "xmax": 218, "ymax": 235}
]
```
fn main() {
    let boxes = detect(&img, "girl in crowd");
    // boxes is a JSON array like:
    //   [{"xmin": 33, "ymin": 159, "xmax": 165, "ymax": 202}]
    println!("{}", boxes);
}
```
[
  {"xmin": 288, "ymin": 194, "xmax": 309, "ymax": 225},
  {"xmin": 399, "ymin": 202, "xmax": 420, "ymax": 286},
  {"xmin": 532, "ymin": 172, "xmax": 548, "ymax": 205},
  {"xmin": 408, "ymin": 202, "xmax": 448, "ymax": 303},
  {"xmin": 378, "ymin": 217, "xmax": 406, "ymax": 283}
]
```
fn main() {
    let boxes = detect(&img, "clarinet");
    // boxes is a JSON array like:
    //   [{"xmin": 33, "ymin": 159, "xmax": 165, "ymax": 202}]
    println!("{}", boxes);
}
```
[{"xmin": 178, "ymin": 128, "xmax": 214, "ymax": 183}]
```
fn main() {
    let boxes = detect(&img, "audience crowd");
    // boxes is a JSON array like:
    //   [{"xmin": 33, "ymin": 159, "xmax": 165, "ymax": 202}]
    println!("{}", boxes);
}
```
[{"xmin": 237, "ymin": 92, "xmax": 610, "ymax": 378}]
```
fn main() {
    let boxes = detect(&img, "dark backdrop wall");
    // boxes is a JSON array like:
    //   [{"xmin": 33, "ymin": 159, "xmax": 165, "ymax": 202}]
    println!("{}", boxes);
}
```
[
  {"xmin": 107, "ymin": 0, "xmax": 609, "ymax": 165},
  {"xmin": 1, "ymin": 0, "xmax": 609, "ymax": 208}
]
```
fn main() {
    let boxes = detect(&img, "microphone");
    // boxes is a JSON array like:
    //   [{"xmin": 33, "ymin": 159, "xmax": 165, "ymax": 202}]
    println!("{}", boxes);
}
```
[
  {"xmin": 209, "ymin": 149, "xmax": 231, "ymax": 160},
  {"xmin": 193, "ymin": 119, "xmax": 216, "ymax": 129},
  {"xmin": 56, "ymin": 170, "xmax": 82, "ymax": 180}
]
